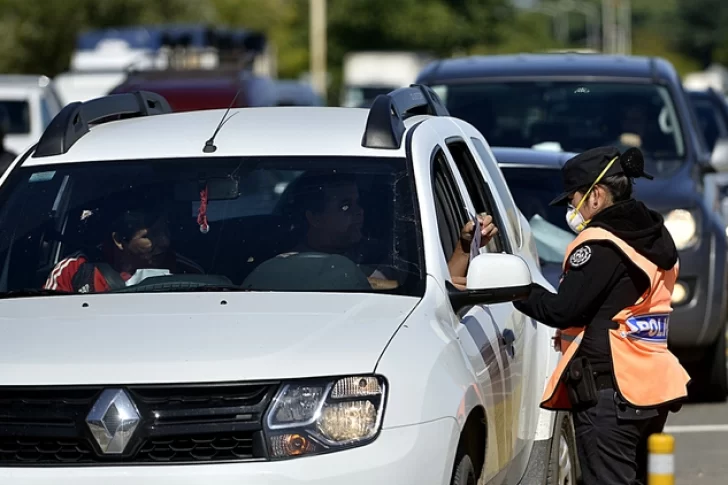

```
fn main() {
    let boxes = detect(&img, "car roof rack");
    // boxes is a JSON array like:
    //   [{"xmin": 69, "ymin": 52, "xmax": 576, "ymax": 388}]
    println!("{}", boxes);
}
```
[
  {"xmin": 361, "ymin": 83, "xmax": 450, "ymax": 149},
  {"xmin": 33, "ymin": 91, "xmax": 172, "ymax": 158}
]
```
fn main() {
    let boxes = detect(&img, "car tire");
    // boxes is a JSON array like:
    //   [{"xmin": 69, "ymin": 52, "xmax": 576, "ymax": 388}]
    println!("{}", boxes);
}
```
[
  {"xmin": 692, "ymin": 332, "xmax": 728, "ymax": 402},
  {"xmin": 451, "ymin": 450, "xmax": 477, "ymax": 485},
  {"xmin": 546, "ymin": 412, "xmax": 581, "ymax": 485}
]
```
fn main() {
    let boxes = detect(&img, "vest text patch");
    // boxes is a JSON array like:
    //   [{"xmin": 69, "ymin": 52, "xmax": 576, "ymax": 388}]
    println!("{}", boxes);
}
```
[{"xmin": 625, "ymin": 314, "xmax": 669, "ymax": 342}]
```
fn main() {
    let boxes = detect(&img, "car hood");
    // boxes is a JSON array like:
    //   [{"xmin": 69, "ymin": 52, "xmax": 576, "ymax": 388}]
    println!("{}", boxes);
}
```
[
  {"xmin": 0, "ymin": 292, "xmax": 419, "ymax": 386},
  {"xmin": 632, "ymin": 164, "xmax": 700, "ymax": 212}
]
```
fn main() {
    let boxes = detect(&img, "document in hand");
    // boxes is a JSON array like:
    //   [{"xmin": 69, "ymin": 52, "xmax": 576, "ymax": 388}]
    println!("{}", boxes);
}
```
[{"xmin": 469, "ymin": 213, "xmax": 481, "ymax": 262}]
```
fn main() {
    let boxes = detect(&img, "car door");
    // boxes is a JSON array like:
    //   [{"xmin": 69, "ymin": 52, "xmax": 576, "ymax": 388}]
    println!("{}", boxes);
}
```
[
  {"xmin": 439, "ymin": 136, "xmax": 532, "ymax": 481},
  {"xmin": 428, "ymin": 145, "xmax": 513, "ymax": 484},
  {"xmin": 464, "ymin": 131, "xmax": 552, "ymax": 479}
]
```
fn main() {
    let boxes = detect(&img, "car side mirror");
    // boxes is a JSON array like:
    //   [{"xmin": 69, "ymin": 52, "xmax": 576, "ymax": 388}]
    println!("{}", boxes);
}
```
[
  {"xmin": 448, "ymin": 253, "xmax": 532, "ymax": 314},
  {"xmin": 711, "ymin": 137, "xmax": 728, "ymax": 172}
]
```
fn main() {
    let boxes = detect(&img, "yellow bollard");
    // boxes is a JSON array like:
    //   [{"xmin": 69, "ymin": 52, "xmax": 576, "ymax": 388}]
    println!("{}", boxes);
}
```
[{"xmin": 647, "ymin": 433, "xmax": 675, "ymax": 485}]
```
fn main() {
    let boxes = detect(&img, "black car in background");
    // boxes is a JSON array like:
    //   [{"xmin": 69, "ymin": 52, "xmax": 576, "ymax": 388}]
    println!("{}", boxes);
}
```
[{"xmin": 417, "ymin": 53, "xmax": 728, "ymax": 401}]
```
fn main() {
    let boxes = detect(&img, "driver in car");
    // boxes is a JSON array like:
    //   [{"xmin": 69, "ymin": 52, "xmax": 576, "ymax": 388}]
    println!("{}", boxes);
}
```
[
  {"xmin": 44, "ymin": 206, "xmax": 195, "ymax": 293},
  {"xmin": 281, "ymin": 172, "xmax": 497, "ymax": 290}
]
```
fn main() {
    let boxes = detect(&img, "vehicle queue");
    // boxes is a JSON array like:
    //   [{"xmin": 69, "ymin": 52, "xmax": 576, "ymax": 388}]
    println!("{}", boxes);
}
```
[{"xmin": 0, "ymin": 29, "xmax": 724, "ymax": 485}]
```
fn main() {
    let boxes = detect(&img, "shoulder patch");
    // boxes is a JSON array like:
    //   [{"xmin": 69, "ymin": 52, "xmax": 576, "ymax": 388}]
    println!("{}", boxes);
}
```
[{"xmin": 569, "ymin": 245, "xmax": 592, "ymax": 268}]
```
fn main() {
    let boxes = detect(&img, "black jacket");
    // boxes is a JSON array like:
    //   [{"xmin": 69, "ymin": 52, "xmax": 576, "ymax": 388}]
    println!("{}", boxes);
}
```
[{"xmin": 514, "ymin": 198, "xmax": 679, "ymax": 366}]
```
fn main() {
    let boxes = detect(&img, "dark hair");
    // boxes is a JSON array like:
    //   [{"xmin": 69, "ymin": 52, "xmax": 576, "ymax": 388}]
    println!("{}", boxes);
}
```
[
  {"xmin": 109, "ymin": 208, "xmax": 165, "ymax": 242},
  {"xmin": 595, "ymin": 174, "xmax": 633, "ymax": 203}
]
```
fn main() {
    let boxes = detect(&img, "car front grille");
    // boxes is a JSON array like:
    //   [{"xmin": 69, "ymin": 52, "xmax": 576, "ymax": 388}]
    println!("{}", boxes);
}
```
[{"xmin": 0, "ymin": 382, "xmax": 279, "ymax": 466}]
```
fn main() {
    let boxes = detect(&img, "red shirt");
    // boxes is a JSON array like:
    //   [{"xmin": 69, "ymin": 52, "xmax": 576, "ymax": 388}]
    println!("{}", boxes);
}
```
[{"xmin": 44, "ymin": 254, "xmax": 131, "ymax": 293}]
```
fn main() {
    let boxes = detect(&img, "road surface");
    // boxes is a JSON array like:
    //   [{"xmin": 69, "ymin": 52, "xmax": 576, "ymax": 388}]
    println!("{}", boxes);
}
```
[{"xmin": 665, "ymin": 343, "xmax": 728, "ymax": 484}]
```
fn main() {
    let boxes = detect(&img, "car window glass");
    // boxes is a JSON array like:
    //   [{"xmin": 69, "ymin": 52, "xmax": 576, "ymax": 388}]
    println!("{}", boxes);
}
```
[
  {"xmin": 432, "ymin": 148, "xmax": 468, "ymax": 261},
  {"xmin": 0, "ymin": 156, "xmax": 424, "ymax": 297},
  {"xmin": 445, "ymin": 140, "xmax": 506, "ymax": 253},
  {"xmin": 692, "ymin": 98, "xmax": 728, "ymax": 152},
  {"xmin": 0, "ymin": 100, "xmax": 31, "ymax": 134},
  {"xmin": 40, "ymin": 97, "xmax": 53, "ymax": 130},
  {"xmin": 470, "ymin": 137, "xmax": 522, "ymax": 248}
]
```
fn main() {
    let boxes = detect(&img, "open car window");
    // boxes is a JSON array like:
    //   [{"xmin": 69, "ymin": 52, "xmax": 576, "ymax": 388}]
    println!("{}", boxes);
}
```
[{"xmin": 0, "ymin": 156, "xmax": 424, "ymax": 297}]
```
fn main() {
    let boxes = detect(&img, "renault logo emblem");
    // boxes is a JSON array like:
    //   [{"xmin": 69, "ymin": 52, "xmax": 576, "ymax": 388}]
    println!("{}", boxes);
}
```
[{"xmin": 86, "ymin": 389, "xmax": 140, "ymax": 454}]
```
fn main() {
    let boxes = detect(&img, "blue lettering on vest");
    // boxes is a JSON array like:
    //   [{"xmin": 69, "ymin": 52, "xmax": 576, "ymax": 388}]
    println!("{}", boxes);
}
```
[{"xmin": 625, "ymin": 314, "xmax": 669, "ymax": 342}]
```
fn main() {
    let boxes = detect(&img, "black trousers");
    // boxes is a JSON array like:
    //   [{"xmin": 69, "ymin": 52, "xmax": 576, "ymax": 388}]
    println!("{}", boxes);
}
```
[{"xmin": 573, "ymin": 388, "xmax": 669, "ymax": 485}]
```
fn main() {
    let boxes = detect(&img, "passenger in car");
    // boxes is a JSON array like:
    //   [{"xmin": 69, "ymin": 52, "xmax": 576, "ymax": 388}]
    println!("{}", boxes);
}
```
[
  {"xmin": 282, "ymin": 172, "xmax": 497, "ymax": 290},
  {"xmin": 44, "ymin": 206, "xmax": 200, "ymax": 293}
]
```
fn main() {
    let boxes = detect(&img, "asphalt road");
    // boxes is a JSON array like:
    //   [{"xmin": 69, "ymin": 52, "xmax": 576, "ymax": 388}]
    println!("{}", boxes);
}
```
[
  {"xmin": 664, "ymin": 345, "xmax": 728, "ymax": 484},
  {"xmin": 665, "ymin": 400, "xmax": 728, "ymax": 484}
]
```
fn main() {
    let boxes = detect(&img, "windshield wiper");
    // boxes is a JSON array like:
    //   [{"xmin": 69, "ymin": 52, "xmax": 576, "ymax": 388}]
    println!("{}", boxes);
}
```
[
  {"xmin": 113, "ymin": 284, "xmax": 254, "ymax": 294},
  {"xmin": 164, "ymin": 285, "xmax": 253, "ymax": 293},
  {"xmin": 0, "ymin": 288, "xmax": 72, "ymax": 299}
]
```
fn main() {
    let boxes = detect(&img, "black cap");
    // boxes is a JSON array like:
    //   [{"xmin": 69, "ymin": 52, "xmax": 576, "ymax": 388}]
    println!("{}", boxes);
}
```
[{"xmin": 549, "ymin": 146, "xmax": 653, "ymax": 206}]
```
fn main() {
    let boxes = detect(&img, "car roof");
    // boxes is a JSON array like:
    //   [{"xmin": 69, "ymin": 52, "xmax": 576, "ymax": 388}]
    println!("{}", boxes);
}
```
[
  {"xmin": 492, "ymin": 146, "xmax": 575, "ymax": 169},
  {"xmin": 21, "ymin": 107, "xmax": 421, "ymax": 167},
  {"xmin": 417, "ymin": 53, "xmax": 678, "ymax": 84}
]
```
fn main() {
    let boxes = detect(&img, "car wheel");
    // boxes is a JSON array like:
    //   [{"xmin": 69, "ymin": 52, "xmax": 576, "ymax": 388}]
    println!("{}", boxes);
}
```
[
  {"xmin": 547, "ymin": 412, "xmax": 581, "ymax": 485},
  {"xmin": 691, "ymin": 332, "xmax": 728, "ymax": 402},
  {"xmin": 451, "ymin": 451, "xmax": 476, "ymax": 485}
]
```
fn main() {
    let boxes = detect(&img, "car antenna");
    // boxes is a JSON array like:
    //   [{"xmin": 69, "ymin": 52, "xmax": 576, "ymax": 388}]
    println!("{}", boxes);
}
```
[{"xmin": 203, "ymin": 87, "xmax": 243, "ymax": 154}]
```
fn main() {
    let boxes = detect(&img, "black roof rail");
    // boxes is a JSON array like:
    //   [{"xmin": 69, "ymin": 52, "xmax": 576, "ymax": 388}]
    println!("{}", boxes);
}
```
[
  {"xmin": 361, "ymin": 83, "xmax": 450, "ymax": 149},
  {"xmin": 33, "ymin": 91, "xmax": 172, "ymax": 158}
]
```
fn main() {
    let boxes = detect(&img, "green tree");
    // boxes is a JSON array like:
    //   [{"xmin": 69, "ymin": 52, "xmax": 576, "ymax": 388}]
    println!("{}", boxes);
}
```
[
  {"xmin": 324, "ymin": 0, "xmax": 515, "ymax": 103},
  {"xmin": 672, "ymin": 0, "xmax": 728, "ymax": 68},
  {"xmin": 0, "ymin": 0, "xmax": 210, "ymax": 76},
  {"xmin": 208, "ymin": 0, "xmax": 308, "ymax": 80}
]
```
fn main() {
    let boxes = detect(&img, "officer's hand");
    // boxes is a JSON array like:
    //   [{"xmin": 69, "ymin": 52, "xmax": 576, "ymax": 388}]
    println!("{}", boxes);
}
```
[{"xmin": 459, "ymin": 213, "xmax": 498, "ymax": 252}]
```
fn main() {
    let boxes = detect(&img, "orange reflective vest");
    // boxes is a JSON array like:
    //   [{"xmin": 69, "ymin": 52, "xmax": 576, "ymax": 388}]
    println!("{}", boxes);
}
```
[{"xmin": 541, "ymin": 227, "xmax": 690, "ymax": 410}]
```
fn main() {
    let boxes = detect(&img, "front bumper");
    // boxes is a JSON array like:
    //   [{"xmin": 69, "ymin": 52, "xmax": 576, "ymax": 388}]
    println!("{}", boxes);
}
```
[
  {"xmin": 0, "ymin": 418, "xmax": 459, "ymax": 485},
  {"xmin": 669, "ymin": 232, "xmax": 727, "ymax": 352}
]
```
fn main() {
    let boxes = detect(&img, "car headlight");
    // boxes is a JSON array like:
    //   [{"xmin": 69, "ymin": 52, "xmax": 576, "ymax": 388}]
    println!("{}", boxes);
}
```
[
  {"xmin": 264, "ymin": 375, "xmax": 386, "ymax": 459},
  {"xmin": 663, "ymin": 209, "xmax": 698, "ymax": 250}
]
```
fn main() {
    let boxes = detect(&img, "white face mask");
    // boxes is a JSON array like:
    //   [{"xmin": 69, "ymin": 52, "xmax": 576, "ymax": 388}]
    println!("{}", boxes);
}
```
[{"xmin": 566, "ymin": 204, "xmax": 587, "ymax": 234}]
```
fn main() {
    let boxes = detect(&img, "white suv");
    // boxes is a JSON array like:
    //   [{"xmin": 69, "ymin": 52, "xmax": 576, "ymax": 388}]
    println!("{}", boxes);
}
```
[{"xmin": 0, "ymin": 87, "xmax": 576, "ymax": 485}]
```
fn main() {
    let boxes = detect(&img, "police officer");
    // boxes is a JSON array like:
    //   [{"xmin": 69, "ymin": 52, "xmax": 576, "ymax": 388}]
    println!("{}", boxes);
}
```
[{"xmin": 513, "ymin": 146, "xmax": 690, "ymax": 485}]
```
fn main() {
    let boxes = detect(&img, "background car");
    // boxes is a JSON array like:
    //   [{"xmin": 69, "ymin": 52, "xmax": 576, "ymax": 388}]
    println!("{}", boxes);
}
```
[
  {"xmin": 109, "ymin": 69, "xmax": 278, "ymax": 111},
  {"xmin": 417, "ymin": 53, "xmax": 728, "ymax": 401}
]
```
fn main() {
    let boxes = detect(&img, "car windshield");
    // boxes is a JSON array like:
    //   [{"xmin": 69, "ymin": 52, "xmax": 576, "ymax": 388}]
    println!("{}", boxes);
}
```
[
  {"xmin": 0, "ymin": 100, "xmax": 31, "ymax": 135},
  {"xmin": 431, "ymin": 81, "xmax": 686, "ymax": 177},
  {"xmin": 500, "ymin": 165, "xmax": 575, "ymax": 264},
  {"xmin": 0, "ymin": 156, "xmax": 423, "ymax": 297}
]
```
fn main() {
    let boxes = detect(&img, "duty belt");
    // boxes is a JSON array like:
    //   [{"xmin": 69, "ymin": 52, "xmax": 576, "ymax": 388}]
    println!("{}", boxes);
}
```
[{"xmin": 590, "ymin": 362, "xmax": 615, "ymax": 390}]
